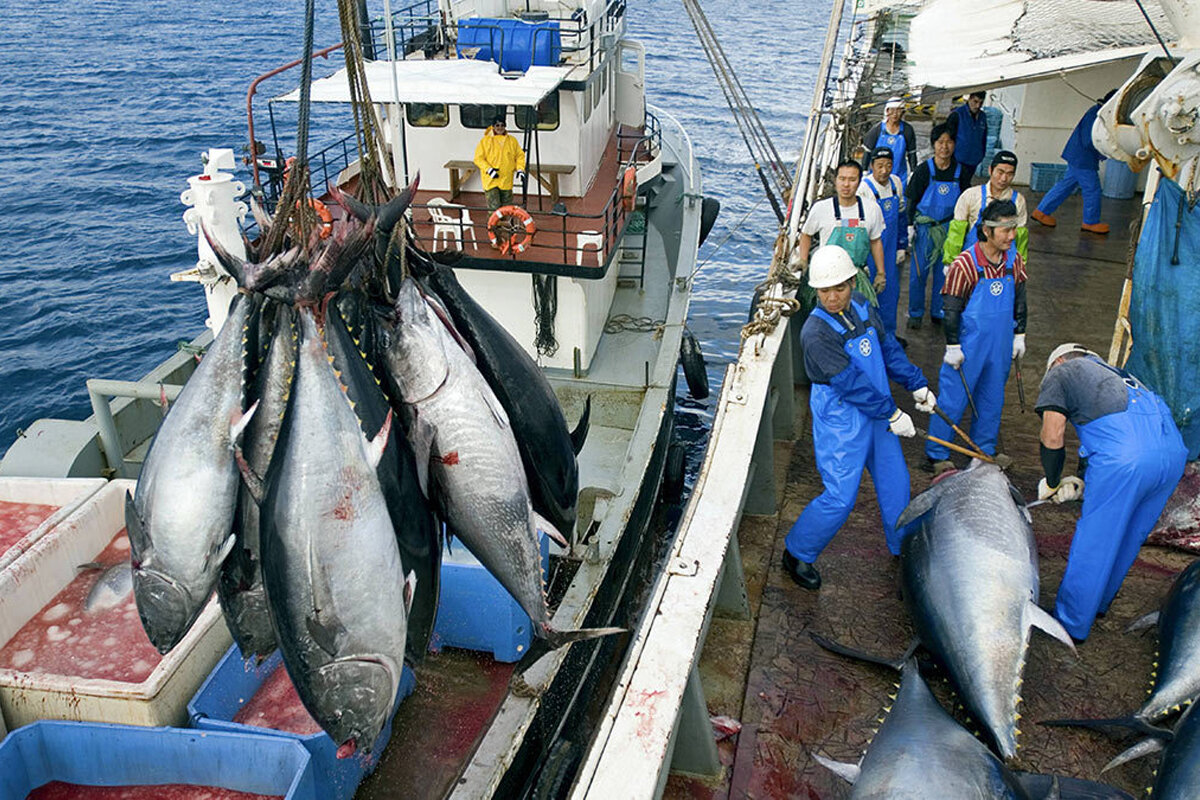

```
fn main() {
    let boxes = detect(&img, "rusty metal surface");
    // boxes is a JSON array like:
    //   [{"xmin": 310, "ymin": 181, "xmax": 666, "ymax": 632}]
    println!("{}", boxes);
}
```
[{"xmin": 668, "ymin": 194, "xmax": 1196, "ymax": 799}]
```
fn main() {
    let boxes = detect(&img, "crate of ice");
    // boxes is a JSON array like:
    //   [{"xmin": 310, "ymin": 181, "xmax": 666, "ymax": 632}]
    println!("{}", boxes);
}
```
[
  {"xmin": 0, "ymin": 477, "xmax": 107, "ymax": 573},
  {"xmin": 188, "ymin": 644, "xmax": 416, "ymax": 800},
  {"xmin": 0, "ymin": 719, "xmax": 316, "ymax": 799},
  {"xmin": 432, "ymin": 533, "xmax": 549, "ymax": 662},
  {"xmin": 0, "ymin": 480, "xmax": 232, "ymax": 735}
]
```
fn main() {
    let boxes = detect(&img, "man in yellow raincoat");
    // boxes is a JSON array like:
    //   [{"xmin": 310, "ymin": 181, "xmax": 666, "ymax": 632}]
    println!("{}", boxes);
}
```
[{"xmin": 474, "ymin": 115, "xmax": 527, "ymax": 213}]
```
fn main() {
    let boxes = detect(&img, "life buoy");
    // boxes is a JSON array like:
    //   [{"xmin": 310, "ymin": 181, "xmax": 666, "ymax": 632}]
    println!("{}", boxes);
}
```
[
  {"xmin": 621, "ymin": 166, "xmax": 638, "ymax": 212},
  {"xmin": 487, "ymin": 205, "xmax": 537, "ymax": 255},
  {"xmin": 300, "ymin": 198, "xmax": 334, "ymax": 239}
]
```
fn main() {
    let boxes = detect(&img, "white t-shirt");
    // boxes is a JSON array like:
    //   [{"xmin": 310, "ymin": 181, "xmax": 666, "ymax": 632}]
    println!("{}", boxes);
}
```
[
  {"xmin": 858, "ymin": 175, "xmax": 906, "ymax": 215},
  {"xmin": 800, "ymin": 195, "xmax": 886, "ymax": 244}
]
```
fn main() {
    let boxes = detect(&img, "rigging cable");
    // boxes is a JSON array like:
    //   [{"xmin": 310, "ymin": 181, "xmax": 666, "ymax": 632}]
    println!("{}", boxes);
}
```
[{"xmin": 1133, "ymin": 0, "xmax": 1178, "ymax": 66}]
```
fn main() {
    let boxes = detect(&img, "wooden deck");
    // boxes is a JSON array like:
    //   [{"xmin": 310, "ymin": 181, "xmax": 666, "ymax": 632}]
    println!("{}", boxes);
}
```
[{"xmin": 667, "ymin": 189, "xmax": 1194, "ymax": 798}]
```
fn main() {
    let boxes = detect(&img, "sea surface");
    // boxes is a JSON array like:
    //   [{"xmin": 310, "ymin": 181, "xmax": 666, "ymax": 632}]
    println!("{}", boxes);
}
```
[{"xmin": 0, "ymin": 0, "xmax": 828, "ymax": 474}]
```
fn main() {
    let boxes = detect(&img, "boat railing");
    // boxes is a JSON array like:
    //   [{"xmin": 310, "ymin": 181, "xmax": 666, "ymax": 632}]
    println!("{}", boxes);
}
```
[
  {"xmin": 617, "ymin": 109, "xmax": 661, "ymax": 170},
  {"xmin": 570, "ymin": 280, "xmax": 801, "ymax": 796}
]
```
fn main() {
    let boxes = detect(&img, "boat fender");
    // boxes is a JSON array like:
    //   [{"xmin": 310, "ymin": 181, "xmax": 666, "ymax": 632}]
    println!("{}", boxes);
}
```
[
  {"xmin": 621, "ymin": 165, "xmax": 638, "ymax": 211},
  {"xmin": 662, "ymin": 441, "xmax": 686, "ymax": 504},
  {"xmin": 680, "ymin": 327, "xmax": 709, "ymax": 400},
  {"xmin": 699, "ymin": 196, "xmax": 721, "ymax": 245},
  {"xmin": 487, "ymin": 205, "xmax": 537, "ymax": 255}
]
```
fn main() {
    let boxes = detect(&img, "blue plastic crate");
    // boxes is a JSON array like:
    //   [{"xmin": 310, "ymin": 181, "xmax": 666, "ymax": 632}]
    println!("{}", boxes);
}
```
[
  {"xmin": 432, "ymin": 533, "xmax": 549, "ymax": 662},
  {"xmin": 0, "ymin": 719, "xmax": 315, "ymax": 799},
  {"xmin": 187, "ymin": 645, "xmax": 415, "ymax": 800},
  {"xmin": 1030, "ymin": 162, "xmax": 1068, "ymax": 193},
  {"xmin": 456, "ymin": 18, "xmax": 561, "ymax": 73}
]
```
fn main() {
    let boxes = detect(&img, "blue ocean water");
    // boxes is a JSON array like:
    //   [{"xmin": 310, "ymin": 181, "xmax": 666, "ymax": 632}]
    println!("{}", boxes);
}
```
[{"xmin": 0, "ymin": 0, "xmax": 827, "ymax": 464}]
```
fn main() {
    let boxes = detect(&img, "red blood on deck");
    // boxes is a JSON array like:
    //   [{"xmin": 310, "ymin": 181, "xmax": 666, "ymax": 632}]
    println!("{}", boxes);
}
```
[
  {"xmin": 0, "ymin": 500, "xmax": 60, "ymax": 555},
  {"xmin": 0, "ymin": 529, "xmax": 163, "ymax": 682},
  {"xmin": 233, "ymin": 662, "xmax": 322, "ymax": 735},
  {"xmin": 27, "ymin": 781, "xmax": 282, "ymax": 800}
]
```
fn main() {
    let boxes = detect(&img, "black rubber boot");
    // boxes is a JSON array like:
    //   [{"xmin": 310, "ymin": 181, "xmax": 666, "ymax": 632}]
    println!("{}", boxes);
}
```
[{"xmin": 782, "ymin": 551, "xmax": 821, "ymax": 591}]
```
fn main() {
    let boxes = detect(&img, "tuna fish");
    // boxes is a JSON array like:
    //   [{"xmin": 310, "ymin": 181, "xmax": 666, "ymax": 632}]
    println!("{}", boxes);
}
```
[
  {"xmin": 1100, "ymin": 701, "xmax": 1200, "ymax": 800},
  {"xmin": 80, "ymin": 562, "xmax": 133, "ymax": 614},
  {"xmin": 218, "ymin": 302, "xmax": 296, "ymax": 660},
  {"xmin": 259, "ymin": 308, "xmax": 413, "ymax": 755},
  {"xmin": 1125, "ymin": 559, "xmax": 1200, "ymax": 722},
  {"xmin": 896, "ymin": 463, "xmax": 1075, "ymax": 761},
  {"xmin": 126, "ymin": 293, "xmax": 257, "ymax": 653},
  {"xmin": 380, "ymin": 278, "xmax": 617, "ymax": 650}
]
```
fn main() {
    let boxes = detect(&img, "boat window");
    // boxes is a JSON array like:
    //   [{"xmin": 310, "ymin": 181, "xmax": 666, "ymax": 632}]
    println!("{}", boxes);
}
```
[
  {"xmin": 593, "ymin": 72, "xmax": 603, "ymax": 110},
  {"xmin": 515, "ymin": 92, "xmax": 560, "ymax": 131},
  {"xmin": 600, "ymin": 61, "xmax": 608, "ymax": 103},
  {"xmin": 461, "ymin": 104, "xmax": 506, "ymax": 129},
  {"xmin": 583, "ymin": 84, "xmax": 593, "ymax": 123},
  {"xmin": 406, "ymin": 103, "xmax": 449, "ymax": 128}
]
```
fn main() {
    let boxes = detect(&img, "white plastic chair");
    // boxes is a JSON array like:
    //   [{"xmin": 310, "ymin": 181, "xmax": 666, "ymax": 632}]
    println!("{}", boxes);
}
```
[
  {"xmin": 428, "ymin": 197, "xmax": 478, "ymax": 251},
  {"xmin": 576, "ymin": 230, "xmax": 604, "ymax": 266}
]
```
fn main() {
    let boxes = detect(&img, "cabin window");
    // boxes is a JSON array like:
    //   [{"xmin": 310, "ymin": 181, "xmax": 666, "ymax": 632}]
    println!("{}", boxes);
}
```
[
  {"xmin": 515, "ymin": 92, "xmax": 560, "ymax": 131},
  {"xmin": 461, "ymin": 104, "xmax": 506, "ymax": 129},
  {"xmin": 600, "ymin": 61, "xmax": 608, "ymax": 103},
  {"xmin": 406, "ymin": 103, "xmax": 449, "ymax": 127},
  {"xmin": 593, "ymin": 73, "xmax": 603, "ymax": 111},
  {"xmin": 583, "ymin": 84, "xmax": 593, "ymax": 123}
]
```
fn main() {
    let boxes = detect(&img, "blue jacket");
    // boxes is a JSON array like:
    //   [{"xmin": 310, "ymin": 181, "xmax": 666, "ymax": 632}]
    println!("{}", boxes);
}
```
[
  {"xmin": 1062, "ymin": 104, "xmax": 1105, "ymax": 170},
  {"xmin": 950, "ymin": 103, "xmax": 988, "ymax": 166}
]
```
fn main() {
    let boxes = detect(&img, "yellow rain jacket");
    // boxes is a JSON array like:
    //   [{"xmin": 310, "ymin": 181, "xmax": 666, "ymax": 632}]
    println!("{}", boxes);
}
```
[{"xmin": 474, "ymin": 131, "xmax": 527, "ymax": 192}]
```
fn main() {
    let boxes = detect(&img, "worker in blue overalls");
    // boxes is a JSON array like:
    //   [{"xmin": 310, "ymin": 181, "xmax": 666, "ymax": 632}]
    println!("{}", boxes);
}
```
[
  {"xmin": 926, "ymin": 200, "xmax": 1027, "ymax": 474},
  {"xmin": 783, "ymin": 247, "xmax": 936, "ymax": 590},
  {"xmin": 858, "ymin": 146, "xmax": 908, "ymax": 337},
  {"xmin": 905, "ymin": 123, "xmax": 968, "ymax": 329},
  {"xmin": 1031, "ymin": 90, "xmax": 1116, "ymax": 235},
  {"xmin": 862, "ymin": 97, "xmax": 918, "ymax": 183},
  {"xmin": 1036, "ymin": 343, "xmax": 1187, "ymax": 641}
]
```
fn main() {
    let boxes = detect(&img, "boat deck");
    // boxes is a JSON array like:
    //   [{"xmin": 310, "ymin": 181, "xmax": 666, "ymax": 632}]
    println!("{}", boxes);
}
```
[{"xmin": 667, "ymin": 190, "xmax": 1194, "ymax": 798}]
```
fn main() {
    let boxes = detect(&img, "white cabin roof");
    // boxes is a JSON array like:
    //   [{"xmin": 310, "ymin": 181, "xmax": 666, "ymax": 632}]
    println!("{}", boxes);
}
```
[{"xmin": 274, "ymin": 59, "xmax": 571, "ymax": 106}]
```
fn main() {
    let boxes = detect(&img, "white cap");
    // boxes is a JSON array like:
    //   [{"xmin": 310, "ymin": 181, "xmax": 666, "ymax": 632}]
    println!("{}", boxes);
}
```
[
  {"xmin": 884, "ymin": 96, "xmax": 904, "ymax": 111},
  {"xmin": 808, "ymin": 246, "xmax": 858, "ymax": 289},
  {"xmin": 1046, "ymin": 342, "xmax": 1098, "ymax": 371}
]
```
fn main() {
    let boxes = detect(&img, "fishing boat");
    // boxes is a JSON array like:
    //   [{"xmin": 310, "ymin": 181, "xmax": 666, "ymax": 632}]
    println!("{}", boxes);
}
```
[
  {"xmin": 573, "ymin": 0, "xmax": 1200, "ymax": 797},
  {"xmin": 0, "ymin": 0, "xmax": 714, "ymax": 796}
]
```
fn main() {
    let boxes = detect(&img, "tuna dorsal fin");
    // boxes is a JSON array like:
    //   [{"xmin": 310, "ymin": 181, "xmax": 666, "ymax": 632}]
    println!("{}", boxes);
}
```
[
  {"xmin": 895, "ymin": 478, "xmax": 956, "ymax": 530},
  {"xmin": 365, "ymin": 409, "xmax": 392, "ymax": 470},
  {"xmin": 1126, "ymin": 610, "xmax": 1159, "ymax": 633},
  {"xmin": 1101, "ymin": 737, "xmax": 1165, "ymax": 773},
  {"xmin": 1026, "ymin": 602, "xmax": 1077, "ymax": 654},
  {"xmin": 533, "ymin": 512, "xmax": 569, "ymax": 549},
  {"xmin": 124, "ymin": 490, "xmax": 152, "ymax": 558},
  {"xmin": 570, "ymin": 395, "xmax": 592, "ymax": 456},
  {"xmin": 811, "ymin": 752, "xmax": 860, "ymax": 785}
]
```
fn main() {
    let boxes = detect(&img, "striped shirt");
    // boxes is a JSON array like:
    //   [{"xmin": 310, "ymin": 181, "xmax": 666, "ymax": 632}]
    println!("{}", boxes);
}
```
[{"xmin": 943, "ymin": 245, "xmax": 1027, "ymax": 301}]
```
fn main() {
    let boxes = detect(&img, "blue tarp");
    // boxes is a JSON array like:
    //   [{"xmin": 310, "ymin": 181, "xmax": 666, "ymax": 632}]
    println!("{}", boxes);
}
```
[{"xmin": 1126, "ymin": 177, "xmax": 1200, "ymax": 459}]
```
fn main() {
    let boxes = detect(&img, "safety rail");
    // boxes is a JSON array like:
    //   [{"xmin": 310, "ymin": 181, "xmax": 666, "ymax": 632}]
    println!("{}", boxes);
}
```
[
  {"xmin": 617, "ymin": 110, "xmax": 661, "ymax": 169},
  {"xmin": 570, "ymin": 282, "xmax": 799, "ymax": 797},
  {"xmin": 255, "ymin": 131, "xmax": 360, "ymax": 211}
]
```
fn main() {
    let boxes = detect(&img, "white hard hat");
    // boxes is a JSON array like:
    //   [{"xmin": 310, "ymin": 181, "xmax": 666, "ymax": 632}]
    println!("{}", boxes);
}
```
[
  {"xmin": 1046, "ymin": 342, "xmax": 1098, "ymax": 371},
  {"xmin": 885, "ymin": 96, "xmax": 904, "ymax": 111},
  {"xmin": 808, "ymin": 246, "xmax": 858, "ymax": 289}
]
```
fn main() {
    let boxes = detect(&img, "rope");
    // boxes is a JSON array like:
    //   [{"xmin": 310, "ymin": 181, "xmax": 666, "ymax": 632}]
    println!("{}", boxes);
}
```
[
  {"xmin": 604, "ymin": 314, "xmax": 665, "ymax": 338},
  {"xmin": 532, "ymin": 274, "xmax": 559, "ymax": 356}
]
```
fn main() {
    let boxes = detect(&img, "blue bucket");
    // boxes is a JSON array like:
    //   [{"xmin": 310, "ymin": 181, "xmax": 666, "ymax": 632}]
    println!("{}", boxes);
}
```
[
  {"xmin": 0, "ymin": 720, "xmax": 315, "ymax": 799},
  {"xmin": 1103, "ymin": 160, "xmax": 1138, "ymax": 199}
]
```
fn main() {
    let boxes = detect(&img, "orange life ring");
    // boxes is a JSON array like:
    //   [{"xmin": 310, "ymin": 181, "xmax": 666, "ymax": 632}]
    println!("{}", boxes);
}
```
[
  {"xmin": 621, "ymin": 166, "xmax": 638, "ymax": 212},
  {"xmin": 298, "ymin": 198, "xmax": 333, "ymax": 239},
  {"xmin": 487, "ymin": 205, "xmax": 537, "ymax": 256}
]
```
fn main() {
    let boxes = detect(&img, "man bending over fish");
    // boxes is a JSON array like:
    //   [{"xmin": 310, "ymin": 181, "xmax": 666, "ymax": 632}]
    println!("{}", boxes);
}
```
[
  {"xmin": 783, "ymin": 246, "xmax": 935, "ymax": 590},
  {"xmin": 1037, "ymin": 343, "xmax": 1187, "ymax": 641}
]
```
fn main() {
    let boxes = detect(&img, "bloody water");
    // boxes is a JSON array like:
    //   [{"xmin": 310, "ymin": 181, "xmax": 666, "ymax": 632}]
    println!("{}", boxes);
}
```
[
  {"xmin": 0, "ymin": 500, "xmax": 59, "ymax": 555},
  {"xmin": 233, "ymin": 662, "xmax": 322, "ymax": 735},
  {"xmin": 27, "ymin": 781, "xmax": 282, "ymax": 800},
  {"xmin": 0, "ymin": 529, "xmax": 163, "ymax": 682}
]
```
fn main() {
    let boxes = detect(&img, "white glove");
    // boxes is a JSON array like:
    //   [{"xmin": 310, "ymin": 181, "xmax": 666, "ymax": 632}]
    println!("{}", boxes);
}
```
[
  {"xmin": 1056, "ymin": 476, "xmax": 1084, "ymax": 503},
  {"xmin": 896, "ymin": 249, "xmax": 906, "ymax": 264},
  {"xmin": 515, "ymin": 169, "xmax": 526, "ymax": 181},
  {"xmin": 487, "ymin": 167, "xmax": 500, "ymax": 180},
  {"xmin": 889, "ymin": 408, "xmax": 917, "ymax": 438},
  {"xmin": 907, "ymin": 225, "xmax": 915, "ymax": 243},
  {"xmin": 1012, "ymin": 333, "xmax": 1026, "ymax": 360},
  {"xmin": 943, "ymin": 344, "xmax": 964, "ymax": 368},
  {"xmin": 912, "ymin": 387, "xmax": 937, "ymax": 414}
]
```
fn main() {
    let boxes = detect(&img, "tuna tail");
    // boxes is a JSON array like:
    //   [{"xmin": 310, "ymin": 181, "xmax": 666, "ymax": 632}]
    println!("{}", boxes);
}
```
[
  {"xmin": 1038, "ymin": 715, "xmax": 1172, "ymax": 739},
  {"xmin": 812, "ymin": 752, "xmax": 861, "ymax": 785},
  {"xmin": 1102, "ymin": 737, "xmax": 1165, "ymax": 773},
  {"xmin": 570, "ymin": 395, "xmax": 592, "ymax": 456},
  {"xmin": 808, "ymin": 631, "xmax": 917, "ymax": 672}
]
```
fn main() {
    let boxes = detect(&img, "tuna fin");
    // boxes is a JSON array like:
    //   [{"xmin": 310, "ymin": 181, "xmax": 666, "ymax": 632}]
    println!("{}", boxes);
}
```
[
  {"xmin": 124, "ymin": 491, "xmax": 151, "ymax": 558},
  {"xmin": 1125, "ymin": 610, "xmax": 1159, "ymax": 633},
  {"xmin": 541, "ymin": 625, "xmax": 624, "ymax": 650},
  {"xmin": 896, "ymin": 478, "xmax": 956, "ymax": 529},
  {"xmin": 479, "ymin": 384, "xmax": 509, "ymax": 428},
  {"xmin": 1039, "ymin": 715, "xmax": 1171, "ymax": 739},
  {"xmin": 403, "ymin": 570, "xmax": 417, "ymax": 615},
  {"xmin": 533, "ymin": 512, "xmax": 569, "ymax": 549},
  {"xmin": 570, "ymin": 395, "xmax": 592, "ymax": 456},
  {"xmin": 811, "ymin": 752, "xmax": 860, "ymax": 785},
  {"xmin": 364, "ymin": 410, "xmax": 393, "ymax": 470},
  {"xmin": 809, "ymin": 632, "xmax": 907, "ymax": 671},
  {"xmin": 234, "ymin": 445, "xmax": 265, "ymax": 505},
  {"xmin": 76, "ymin": 562, "xmax": 105, "ymax": 571},
  {"xmin": 230, "ymin": 401, "xmax": 260, "ymax": 442},
  {"xmin": 1008, "ymin": 484, "xmax": 1033, "ymax": 523},
  {"xmin": 306, "ymin": 614, "xmax": 342, "ymax": 657},
  {"xmin": 205, "ymin": 533, "xmax": 237, "ymax": 574},
  {"xmin": 1102, "ymin": 737, "xmax": 1165, "ymax": 773},
  {"xmin": 1026, "ymin": 602, "xmax": 1076, "ymax": 654}
]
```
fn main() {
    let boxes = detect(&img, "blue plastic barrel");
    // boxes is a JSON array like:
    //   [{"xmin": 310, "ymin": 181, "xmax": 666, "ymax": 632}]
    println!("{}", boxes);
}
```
[
  {"xmin": 0, "ymin": 720, "xmax": 315, "ymax": 799},
  {"xmin": 1102, "ymin": 159, "xmax": 1138, "ymax": 199},
  {"xmin": 457, "ymin": 17, "xmax": 561, "ymax": 72}
]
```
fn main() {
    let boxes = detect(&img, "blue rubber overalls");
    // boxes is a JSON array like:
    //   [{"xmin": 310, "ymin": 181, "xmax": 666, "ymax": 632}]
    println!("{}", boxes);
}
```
[
  {"xmin": 865, "ymin": 178, "xmax": 902, "ymax": 334},
  {"xmin": 786, "ymin": 300, "xmax": 912, "ymax": 562},
  {"xmin": 909, "ymin": 160, "xmax": 961, "ymax": 322},
  {"xmin": 1036, "ymin": 104, "xmax": 1104, "ymax": 226},
  {"xmin": 926, "ymin": 243, "xmax": 1013, "ymax": 461},
  {"xmin": 960, "ymin": 183, "xmax": 988, "ymax": 252},
  {"xmin": 879, "ymin": 127, "xmax": 910, "ymax": 183},
  {"xmin": 1056, "ymin": 363, "xmax": 1187, "ymax": 641}
]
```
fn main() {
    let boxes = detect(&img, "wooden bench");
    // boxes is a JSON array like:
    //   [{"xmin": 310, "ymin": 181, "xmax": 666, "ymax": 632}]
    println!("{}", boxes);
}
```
[{"xmin": 443, "ymin": 159, "xmax": 576, "ymax": 203}]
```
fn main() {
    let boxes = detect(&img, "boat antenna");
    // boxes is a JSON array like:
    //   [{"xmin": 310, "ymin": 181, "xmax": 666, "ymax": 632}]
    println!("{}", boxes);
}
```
[
  {"xmin": 1133, "ymin": 0, "xmax": 1178, "ymax": 66},
  {"xmin": 680, "ymin": 0, "xmax": 789, "ymax": 224}
]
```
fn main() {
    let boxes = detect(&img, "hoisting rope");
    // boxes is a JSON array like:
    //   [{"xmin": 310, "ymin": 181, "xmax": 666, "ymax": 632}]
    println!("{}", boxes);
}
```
[
  {"xmin": 336, "ymin": 0, "xmax": 393, "ymax": 202},
  {"xmin": 680, "ymin": 0, "xmax": 789, "ymax": 223}
]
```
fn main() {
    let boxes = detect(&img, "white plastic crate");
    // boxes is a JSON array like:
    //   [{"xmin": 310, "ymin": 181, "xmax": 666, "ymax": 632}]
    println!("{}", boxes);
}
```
[
  {"xmin": 0, "ymin": 477, "xmax": 106, "ymax": 572},
  {"xmin": 0, "ymin": 479, "xmax": 231, "ymax": 735}
]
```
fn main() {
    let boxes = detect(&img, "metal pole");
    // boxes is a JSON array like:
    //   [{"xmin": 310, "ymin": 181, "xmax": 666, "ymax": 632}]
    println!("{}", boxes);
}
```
[
  {"xmin": 382, "ymin": 0, "xmax": 409, "ymax": 187},
  {"xmin": 87, "ymin": 380, "xmax": 184, "ymax": 479}
]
